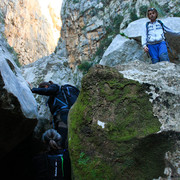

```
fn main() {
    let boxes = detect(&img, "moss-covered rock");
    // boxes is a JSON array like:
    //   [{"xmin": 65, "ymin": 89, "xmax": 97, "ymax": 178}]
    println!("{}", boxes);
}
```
[{"xmin": 68, "ymin": 65, "xmax": 176, "ymax": 180}]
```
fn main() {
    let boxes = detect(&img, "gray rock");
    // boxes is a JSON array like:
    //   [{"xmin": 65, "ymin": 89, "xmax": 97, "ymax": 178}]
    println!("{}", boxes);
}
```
[
  {"xmin": 99, "ymin": 34, "xmax": 149, "ymax": 66},
  {"xmin": 21, "ymin": 53, "xmax": 83, "ymax": 136},
  {"xmin": 117, "ymin": 60, "xmax": 180, "ymax": 132}
]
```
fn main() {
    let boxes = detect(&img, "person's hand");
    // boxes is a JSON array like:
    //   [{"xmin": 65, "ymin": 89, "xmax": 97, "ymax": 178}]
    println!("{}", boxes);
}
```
[
  {"xmin": 27, "ymin": 81, "xmax": 33, "ymax": 89},
  {"xmin": 143, "ymin": 46, "xmax": 149, "ymax": 53}
]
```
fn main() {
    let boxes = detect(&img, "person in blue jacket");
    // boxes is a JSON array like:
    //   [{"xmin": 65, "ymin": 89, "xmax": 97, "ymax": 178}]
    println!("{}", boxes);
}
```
[{"xmin": 31, "ymin": 81, "xmax": 69, "ymax": 148}]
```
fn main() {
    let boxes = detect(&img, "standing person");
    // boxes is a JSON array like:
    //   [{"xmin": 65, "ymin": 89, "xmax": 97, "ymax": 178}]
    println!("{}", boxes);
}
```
[
  {"xmin": 30, "ymin": 81, "xmax": 79, "ymax": 148},
  {"xmin": 142, "ymin": 8, "xmax": 180, "ymax": 64},
  {"xmin": 33, "ymin": 129, "xmax": 71, "ymax": 180}
]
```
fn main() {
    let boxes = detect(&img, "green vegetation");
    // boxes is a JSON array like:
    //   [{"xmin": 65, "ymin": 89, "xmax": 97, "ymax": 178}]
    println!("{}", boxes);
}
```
[
  {"xmin": 149, "ymin": 1, "xmax": 169, "ymax": 17},
  {"xmin": 130, "ymin": 8, "xmax": 139, "ymax": 22},
  {"xmin": 6, "ymin": 44, "xmax": 21, "ymax": 67},
  {"xmin": 78, "ymin": 61, "xmax": 93, "ymax": 74},
  {"xmin": 139, "ymin": 5, "xmax": 148, "ymax": 17},
  {"xmin": 91, "ymin": 15, "xmax": 124, "ymax": 65},
  {"xmin": 173, "ymin": 12, "xmax": 180, "ymax": 17}
]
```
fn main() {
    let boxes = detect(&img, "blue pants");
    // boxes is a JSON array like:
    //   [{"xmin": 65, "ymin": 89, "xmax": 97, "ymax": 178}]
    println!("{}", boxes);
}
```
[{"xmin": 148, "ymin": 41, "xmax": 170, "ymax": 64}]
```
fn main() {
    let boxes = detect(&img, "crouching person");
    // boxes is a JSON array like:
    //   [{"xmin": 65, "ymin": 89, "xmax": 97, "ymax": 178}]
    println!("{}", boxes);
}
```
[
  {"xmin": 30, "ymin": 81, "xmax": 79, "ymax": 148},
  {"xmin": 33, "ymin": 129, "xmax": 71, "ymax": 180}
]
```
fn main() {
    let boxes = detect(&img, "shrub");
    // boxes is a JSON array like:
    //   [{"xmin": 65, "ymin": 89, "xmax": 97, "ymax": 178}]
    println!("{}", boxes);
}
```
[{"xmin": 78, "ymin": 61, "xmax": 93, "ymax": 74}]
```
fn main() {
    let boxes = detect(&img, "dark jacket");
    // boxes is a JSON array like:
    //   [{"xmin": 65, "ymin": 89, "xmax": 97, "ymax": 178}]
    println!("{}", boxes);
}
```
[
  {"xmin": 32, "ymin": 84, "xmax": 69, "ymax": 116},
  {"xmin": 33, "ymin": 149, "xmax": 71, "ymax": 180}
]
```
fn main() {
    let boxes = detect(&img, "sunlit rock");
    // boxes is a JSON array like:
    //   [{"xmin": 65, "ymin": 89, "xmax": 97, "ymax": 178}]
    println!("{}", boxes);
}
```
[{"xmin": 0, "ymin": 0, "xmax": 62, "ymax": 65}]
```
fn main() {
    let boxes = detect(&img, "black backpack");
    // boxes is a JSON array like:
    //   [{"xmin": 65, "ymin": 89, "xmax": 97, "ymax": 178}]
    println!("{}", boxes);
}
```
[
  {"xmin": 61, "ymin": 84, "xmax": 80, "ymax": 108},
  {"xmin": 47, "ymin": 153, "xmax": 65, "ymax": 180},
  {"xmin": 33, "ymin": 150, "xmax": 71, "ymax": 180}
]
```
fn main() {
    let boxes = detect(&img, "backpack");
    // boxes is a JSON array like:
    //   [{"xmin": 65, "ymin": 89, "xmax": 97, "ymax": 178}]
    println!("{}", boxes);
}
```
[
  {"xmin": 61, "ymin": 84, "xmax": 80, "ymax": 108},
  {"xmin": 47, "ymin": 153, "xmax": 65, "ymax": 179}
]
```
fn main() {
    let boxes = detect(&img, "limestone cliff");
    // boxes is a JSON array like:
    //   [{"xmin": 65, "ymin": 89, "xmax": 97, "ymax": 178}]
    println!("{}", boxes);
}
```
[
  {"xmin": 60, "ymin": 0, "xmax": 179, "ymax": 67},
  {"xmin": 0, "ymin": 0, "xmax": 62, "ymax": 65}
]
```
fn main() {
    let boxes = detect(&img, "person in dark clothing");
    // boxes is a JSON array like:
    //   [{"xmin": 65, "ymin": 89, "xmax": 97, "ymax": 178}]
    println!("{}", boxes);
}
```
[
  {"xmin": 31, "ymin": 81, "xmax": 69, "ymax": 148},
  {"xmin": 33, "ymin": 129, "xmax": 71, "ymax": 180}
]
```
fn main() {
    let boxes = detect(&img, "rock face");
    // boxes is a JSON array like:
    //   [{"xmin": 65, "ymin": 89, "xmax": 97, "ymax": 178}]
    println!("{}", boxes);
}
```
[
  {"xmin": 100, "ymin": 34, "xmax": 149, "ymax": 66},
  {"xmin": 21, "ymin": 52, "xmax": 83, "ymax": 137},
  {"xmin": 0, "ymin": 0, "xmax": 62, "ymax": 65},
  {"xmin": 60, "ymin": 0, "xmax": 179, "ymax": 67},
  {"xmin": 117, "ymin": 61, "xmax": 180, "ymax": 132},
  {"xmin": 100, "ymin": 17, "xmax": 180, "ymax": 66},
  {"xmin": 68, "ymin": 65, "xmax": 179, "ymax": 179},
  {"xmin": 0, "ymin": 31, "xmax": 38, "ymax": 158},
  {"xmin": 118, "ymin": 61, "xmax": 180, "ymax": 179}
]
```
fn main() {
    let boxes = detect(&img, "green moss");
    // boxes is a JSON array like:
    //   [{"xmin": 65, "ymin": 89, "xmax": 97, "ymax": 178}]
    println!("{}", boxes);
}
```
[{"xmin": 68, "ymin": 65, "xmax": 176, "ymax": 180}]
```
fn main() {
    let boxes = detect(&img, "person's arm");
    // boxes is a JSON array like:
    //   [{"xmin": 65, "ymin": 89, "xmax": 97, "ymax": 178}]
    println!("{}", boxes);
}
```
[
  {"xmin": 163, "ymin": 24, "xmax": 180, "ymax": 36},
  {"xmin": 32, "ymin": 84, "xmax": 59, "ymax": 96},
  {"xmin": 141, "ymin": 23, "xmax": 149, "ymax": 53}
]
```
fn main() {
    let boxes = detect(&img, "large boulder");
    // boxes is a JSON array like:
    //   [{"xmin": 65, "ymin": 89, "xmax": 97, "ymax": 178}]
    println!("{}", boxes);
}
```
[
  {"xmin": 118, "ymin": 60, "xmax": 180, "ymax": 132},
  {"xmin": 68, "ymin": 65, "xmax": 178, "ymax": 179},
  {"xmin": 99, "ymin": 34, "xmax": 149, "ymax": 66},
  {"xmin": 0, "ymin": 35, "xmax": 38, "ymax": 158},
  {"xmin": 123, "ymin": 17, "xmax": 180, "ymax": 61}
]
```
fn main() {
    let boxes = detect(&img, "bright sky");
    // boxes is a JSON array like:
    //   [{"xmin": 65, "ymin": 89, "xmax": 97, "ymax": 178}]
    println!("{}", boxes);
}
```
[
  {"xmin": 38, "ymin": 0, "xmax": 63, "ymax": 21},
  {"xmin": 37, "ymin": 0, "xmax": 63, "ymax": 44}
]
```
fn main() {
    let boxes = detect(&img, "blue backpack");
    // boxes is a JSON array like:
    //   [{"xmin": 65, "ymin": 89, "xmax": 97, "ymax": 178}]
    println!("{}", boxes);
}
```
[
  {"xmin": 61, "ymin": 84, "xmax": 80, "ymax": 108},
  {"xmin": 53, "ymin": 84, "xmax": 80, "ymax": 112}
]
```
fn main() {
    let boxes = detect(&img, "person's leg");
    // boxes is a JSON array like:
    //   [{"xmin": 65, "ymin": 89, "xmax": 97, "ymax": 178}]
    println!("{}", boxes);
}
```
[
  {"xmin": 54, "ymin": 111, "xmax": 69, "ymax": 148},
  {"xmin": 158, "ymin": 41, "xmax": 170, "ymax": 62},
  {"xmin": 54, "ymin": 112, "xmax": 68, "ymax": 148},
  {"xmin": 148, "ymin": 44, "xmax": 159, "ymax": 64}
]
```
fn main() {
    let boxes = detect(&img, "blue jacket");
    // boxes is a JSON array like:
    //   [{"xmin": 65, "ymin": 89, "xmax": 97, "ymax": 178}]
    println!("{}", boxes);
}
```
[{"xmin": 32, "ymin": 84, "xmax": 69, "ymax": 116}]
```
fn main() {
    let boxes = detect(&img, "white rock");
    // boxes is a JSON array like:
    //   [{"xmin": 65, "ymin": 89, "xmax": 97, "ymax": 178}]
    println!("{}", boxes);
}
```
[
  {"xmin": 118, "ymin": 60, "xmax": 180, "ymax": 132},
  {"xmin": 0, "ymin": 37, "xmax": 38, "ymax": 119},
  {"xmin": 100, "ymin": 34, "xmax": 149, "ymax": 66}
]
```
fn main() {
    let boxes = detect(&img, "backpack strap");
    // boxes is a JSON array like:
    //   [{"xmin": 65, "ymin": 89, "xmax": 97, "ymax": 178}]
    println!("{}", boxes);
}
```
[
  {"xmin": 54, "ymin": 85, "xmax": 69, "ymax": 108},
  {"xmin": 146, "ymin": 21, "xmax": 150, "ymax": 42},
  {"xmin": 61, "ymin": 85, "xmax": 69, "ymax": 105},
  {"xmin": 47, "ymin": 153, "xmax": 65, "ymax": 178},
  {"xmin": 157, "ymin": 20, "xmax": 165, "ymax": 33},
  {"xmin": 60, "ymin": 155, "xmax": 64, "ymax": 177},
  {"xmin": 157, "ymin": 20, "xmax": 173, "ymax": 54}
]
